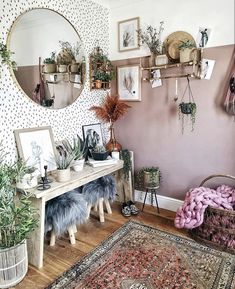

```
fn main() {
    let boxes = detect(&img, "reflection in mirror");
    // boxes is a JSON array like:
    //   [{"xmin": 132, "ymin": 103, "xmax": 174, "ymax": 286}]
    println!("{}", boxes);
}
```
[{"xmin": 9, "ymin": 9, "xmax": 85, "ymax": 109}]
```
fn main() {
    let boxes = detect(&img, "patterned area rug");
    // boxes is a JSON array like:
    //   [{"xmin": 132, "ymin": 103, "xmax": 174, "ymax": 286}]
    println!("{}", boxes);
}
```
[{"xmin": 46, "ymin": 221, "xmax": 235, "ymax": 289}]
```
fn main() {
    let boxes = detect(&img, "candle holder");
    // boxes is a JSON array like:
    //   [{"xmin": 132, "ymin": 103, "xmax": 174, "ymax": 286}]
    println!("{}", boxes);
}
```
[
  {"xmin": 37, "ymin": 177, "xmax": 51, "ymax": 191},
  {"xmin": 39, "ymin": 165, "xmax": 53, "ymax": 184}
]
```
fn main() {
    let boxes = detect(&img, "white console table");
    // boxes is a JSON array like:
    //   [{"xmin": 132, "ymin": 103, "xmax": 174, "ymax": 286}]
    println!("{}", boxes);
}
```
[{"xmin": 27, "ymin": 160, "xmax": 123, "ymax": 268}]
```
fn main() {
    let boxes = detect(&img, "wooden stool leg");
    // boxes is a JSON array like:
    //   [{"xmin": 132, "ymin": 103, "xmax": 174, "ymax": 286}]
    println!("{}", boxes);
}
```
[
  {"xmin": 72, "ymin": 224, "xmax": 77, "ymax": 233},
  {"xmin": 87, "ymin": 204, "xmax": 92, "ymax": 219},
  {"xmin": 98, "ymin": 198, "xmax": 105, "ymax": 223},
  {"xmin": 50, "ymin": 230, "xmax": 56, "ymax": 246},
  {"xmin": 142, "ymin": 189, "xmax": 148, "ymax": 211},
  {"xmin": 104, "ymin": 199, "xmax": 112, "ymax": 214},
  {"xmin": 68, "ymin": 226, "xmax": 76, "ymax": 245}
]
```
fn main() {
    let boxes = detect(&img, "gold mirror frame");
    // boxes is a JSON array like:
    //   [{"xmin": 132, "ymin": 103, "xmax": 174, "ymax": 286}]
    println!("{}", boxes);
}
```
[{"xmin": 7, "ymin": 8, "xmax": 86, "ymax": 110}]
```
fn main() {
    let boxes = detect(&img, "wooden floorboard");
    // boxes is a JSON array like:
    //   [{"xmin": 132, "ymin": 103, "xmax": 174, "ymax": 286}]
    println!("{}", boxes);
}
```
[{"xmin": 11, "ymin": 202, "xmax": 188, "ymax": 289}]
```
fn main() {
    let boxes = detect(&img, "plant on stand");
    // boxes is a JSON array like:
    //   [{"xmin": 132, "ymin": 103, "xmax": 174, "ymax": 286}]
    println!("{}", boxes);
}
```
[
  {"xmin": 62, "ymin": 135, "xmax": 86, "ymax": 172},
  {"xmin": 43, "ymin": 51, "xmax": 56, "ymax": 73},
  {"xmin": 90, "ymin": 94, "xmax": 131, "ymax": 152},
  {"xmin": 135, "ymin": 167, "xmax": 161, "ymax": 190},
  {"xmin": 0, "ymin": 146, "xmax": 38, "ymax": 288},
  {"xmin": 179, "ymin": 77, "xmax": 197, "ymax": 134},
  {"xmin": 137, "ymin": 21, "xmax": 164, "ymax": 66}
]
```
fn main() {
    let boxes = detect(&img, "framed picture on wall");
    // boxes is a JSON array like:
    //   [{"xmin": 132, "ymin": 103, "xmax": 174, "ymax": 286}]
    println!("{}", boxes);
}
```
[
  {"xmin": 118, "ymin": 17, "xmax": 140, "ymax": 52},
  {"xmin": 14, "ymin": 126, "xmax": 57, "ymax": 175},
  {"xmin": 117, "ymin": 64, "xmax": 141, "ymax": 101},
  {"xmin": 82, "ymin": 123, "xmax": 104, "ymax": 149}
]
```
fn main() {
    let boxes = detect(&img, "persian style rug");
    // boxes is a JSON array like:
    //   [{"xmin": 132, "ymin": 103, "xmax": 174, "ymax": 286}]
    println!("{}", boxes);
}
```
[{"xmin": 46, "ymin": 221, "xmax": 235, "ymax": 289}]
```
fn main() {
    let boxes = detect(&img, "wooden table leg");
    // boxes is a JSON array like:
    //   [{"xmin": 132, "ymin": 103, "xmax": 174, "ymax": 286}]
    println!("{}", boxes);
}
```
[{"xmin": 27, "ymin": 197, "xmax": 45, "ymax": 268}]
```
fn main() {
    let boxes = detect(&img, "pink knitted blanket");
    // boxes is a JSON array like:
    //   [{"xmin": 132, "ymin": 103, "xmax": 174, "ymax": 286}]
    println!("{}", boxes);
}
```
[{"xmin": 175, "ymin": 185, "xmax": 235, "ymax": 229}]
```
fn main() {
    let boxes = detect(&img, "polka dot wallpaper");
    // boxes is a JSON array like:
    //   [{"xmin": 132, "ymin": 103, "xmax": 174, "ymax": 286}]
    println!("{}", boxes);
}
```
[{"xmin": 0, "ymin": 0, "xmax": 109, "ymax": 162}]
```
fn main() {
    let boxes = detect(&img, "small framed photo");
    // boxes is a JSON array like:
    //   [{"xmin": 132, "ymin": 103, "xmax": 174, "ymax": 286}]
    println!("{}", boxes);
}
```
[
  {"xmin": 117, "ymin": 64, "xmax": 141, "ymax": 101},
  {"xmin": 118, "ymin": 17, "xmax": 140, "ymax": 52},
  {"xmin": 200, "ymin": 59, "xmax": 215, "ymax": 80},
  {"xmin": 14, "ymin": 126, "xmax": 57, "ymax": 175},
  {"xmin": 196, "ymin": 27, "xmax": 211, "ymax": 48},
  {"xmin": 82, "ymin": 123, "xmax": 104, "ymax": 149}
]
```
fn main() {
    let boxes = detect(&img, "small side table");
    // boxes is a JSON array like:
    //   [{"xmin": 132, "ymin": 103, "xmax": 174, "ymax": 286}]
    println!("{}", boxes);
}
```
[{"xmin": 142, "ymin": 185, "xmax": 160, "ymax": 214}]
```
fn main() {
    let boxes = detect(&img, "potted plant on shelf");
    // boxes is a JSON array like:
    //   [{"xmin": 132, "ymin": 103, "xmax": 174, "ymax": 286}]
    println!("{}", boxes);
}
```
[
  {"xmin": 62, "ymin": 135, "xmax": 86, "ymax": 172},
  {"xmin": 135, "ymin": 167, "xmax": 161, "ymax": 190},
  {"xmin": 12, "ymin": 159, "xmax": 38, "ymax": 190},
  {"xmin": 178, "ymin": 39, "xmax": 197, "ymax": 63},
  {"xmin": 93, "ymin": 70, "xmax": 114, "ymax": 89},
  {"xmin": 91, "ymin": 145, "xmax": 109, "ymax": 160},
  {"xmin": 0, "ymin": 146, "xmax": 38, "ymax": 288},
  {"xmin": 0, "ymin": 39, "xmax": 17, "ymax": 77},
  {"xmin": 55, "ymin": 146, "xmax": 75, "ymax": 182},
  {"xmin": 43, "ymin": 51, "xmax": 56, "ymax": 73},
  {"xmin": 137, "ymin": 21, "xmax": 164, "ymax": 66},
  {"xmin": 90, "ymin": 94, "xmax": 131, "ymax": 152},
  {"xmin": 179, "ymin": 77, "xmax": 197, "ymax": 133}
]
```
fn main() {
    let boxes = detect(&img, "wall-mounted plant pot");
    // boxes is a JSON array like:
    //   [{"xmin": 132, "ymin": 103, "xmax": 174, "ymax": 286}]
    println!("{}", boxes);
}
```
[
  {"xmin": 179, "ymin": 48, "xmax": 197, "ymax": 63},
  {"xmin": 43, "ymin": 64, "xmax": 56, "ymax": 73},
  {"xmin": 95, "ymin": 80, "xmax": 102, "ymax": 89},
  {"xmin": 91, "ymin": 151, "xmax": 109, "ymax": 160},
  {"xmin": 68, "ymin": 63, "xmax": 79, "ymax": 73},
  {"xmin": 179, "ymin": 102, "xmax": 196, "ymax": 114},
  {"xmin": 57, "ymin": 168, "xmax": 71, "ymax": 182}
]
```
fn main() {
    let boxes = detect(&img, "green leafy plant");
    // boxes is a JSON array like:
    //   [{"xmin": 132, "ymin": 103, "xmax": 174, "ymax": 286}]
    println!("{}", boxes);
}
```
[
  {"xmin": 135, "ymin": 167, "xmax": 161, "ymax": 190},
  {"xmin": 93, "ymin": 145, "xmax": 106, "ymax": 153},
  {"xmin": 179, "ymin": 102, "xmax": 197, "ymax": 133},
  {"xmin": 0, "ymin": 39, "xmax": 17, "ymax": 71},
  {"xmin": 55, "ymin": 146, "xmax": 75, "ymax": 169},
  {"xmin": 178, "ymin": 40, "xmax": 196, "ymax": 50},
  {"xmin": 0, "ymin": 146, "xmax": 38, "ymax": 249},
  {"xmin": 120, "ymin": 149, "xmax": 132, "ymax": 181},
  {"xmin": 137, "ymin": 21, "xmax": 164, "ymax": 54},
  {"xmin": 10, "ymin": 159, "xmax": 37, "ymax": 183},
  {"xmin": 62, "ymin": 135, "xmax": 86, "ymax": 161},
  {"xmin": 43, "ymin": 51, "xmax": 56, "ymax": 64},
  {"xmin": 94, "ymin": 70, "xmax": 114, "ymax": 82}
]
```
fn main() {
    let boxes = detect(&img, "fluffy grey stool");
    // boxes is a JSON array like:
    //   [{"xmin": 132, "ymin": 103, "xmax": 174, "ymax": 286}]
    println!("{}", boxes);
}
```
[
  {"xmin": 82, "ymin": 175, "xmax": 116, "ymax": 222},
  {"xmin": 45, "ymin": 190, "xmax": 88, "ymax": 246}
]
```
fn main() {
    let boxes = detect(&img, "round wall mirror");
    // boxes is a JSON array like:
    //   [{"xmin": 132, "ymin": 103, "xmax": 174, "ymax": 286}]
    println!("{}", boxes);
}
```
[{"xmin": 8, "ymin": 8, "xmax": 86, "ymax": 109}]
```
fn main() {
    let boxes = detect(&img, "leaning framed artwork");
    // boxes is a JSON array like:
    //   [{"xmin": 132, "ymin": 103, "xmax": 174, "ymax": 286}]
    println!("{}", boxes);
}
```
[
  {"xmin": 82, "ymin": 123, "xmax": 104, "ymax": 149},
  {"xmin": 14, "ymin": 126, "xmax": 57, "ymax": 175},
  {"xmin": 118, "ymin": 17, "xmax": 140, "ymax": 52},
  {"xmin": 117, "ymin": 64, "xmax": 141, "ymax": 101}
]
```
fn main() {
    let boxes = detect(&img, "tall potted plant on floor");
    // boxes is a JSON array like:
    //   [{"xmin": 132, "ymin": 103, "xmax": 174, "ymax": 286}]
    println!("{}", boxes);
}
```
[
  {"xmin": 90, "ymin": 94, "xmax": 131, "ymax": 152},
  {"xmin": 0, "ymin": 147, "xmax": 38, "ymax": 288}
]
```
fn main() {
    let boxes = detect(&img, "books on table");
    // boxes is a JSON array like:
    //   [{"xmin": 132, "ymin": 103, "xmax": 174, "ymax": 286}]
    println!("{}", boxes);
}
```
[{"xmin": 87, "ymin": 157, "xmax": 118, "ymax": 167}]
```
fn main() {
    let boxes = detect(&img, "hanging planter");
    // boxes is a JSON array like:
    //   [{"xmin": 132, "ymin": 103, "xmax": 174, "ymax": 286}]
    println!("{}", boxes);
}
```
[{"xmin": 178, "ymin": 77, "xmax": 197, "ymax": 133}]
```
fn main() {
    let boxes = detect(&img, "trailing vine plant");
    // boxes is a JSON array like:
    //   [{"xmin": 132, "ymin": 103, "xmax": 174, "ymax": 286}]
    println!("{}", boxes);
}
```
[
  {"xmin": 0, "ymin": 39, "xmax": 17, "ymax": 74},
  {"xmin": 120, "ymin": 149, "xmax": 132, "ymax": 181}
]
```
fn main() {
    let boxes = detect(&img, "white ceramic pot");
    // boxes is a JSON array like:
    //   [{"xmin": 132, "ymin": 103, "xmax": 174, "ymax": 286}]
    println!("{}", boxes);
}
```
[
  {"xmin": 16, "ymin": 173, "xmax": 38, "ymax": 190},
  {"xmin": 57, "ymin": 168, "xmax": 71, "ymax": 182},
  {"xmin": 72, "ymin": 159, "xmax": 85, "ymax": 172}
]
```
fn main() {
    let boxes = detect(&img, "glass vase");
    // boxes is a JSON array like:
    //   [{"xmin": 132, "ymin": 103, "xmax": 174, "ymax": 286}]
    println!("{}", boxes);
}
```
[{"xmin": 105, "ymin": 125, "xmax": 122, "ymax": 152}]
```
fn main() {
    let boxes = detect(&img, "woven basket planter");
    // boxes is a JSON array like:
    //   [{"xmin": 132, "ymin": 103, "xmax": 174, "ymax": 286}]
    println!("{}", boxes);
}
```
[
  {"xmin": 189, "ymin": 174, "xmax": 235, "ymax": 254},
  {"xmin": 0, "ymin": 240, "xmax": 28, "ymax": 288}
]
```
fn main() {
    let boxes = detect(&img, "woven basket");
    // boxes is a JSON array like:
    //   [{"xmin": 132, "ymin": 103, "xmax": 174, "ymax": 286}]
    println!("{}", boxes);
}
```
[{"xmin": 189, "ymin": 174, "xmax": 235, "ymax": 254}]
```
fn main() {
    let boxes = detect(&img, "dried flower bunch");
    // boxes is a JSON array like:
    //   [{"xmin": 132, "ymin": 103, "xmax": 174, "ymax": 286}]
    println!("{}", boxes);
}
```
[
  {"xmin": 137, "ymin": 21, "xmax": 164, "ymax": 54},
  {"xmin": 90, "ymin": 94, "xmax": 131, "ymax": 125}
]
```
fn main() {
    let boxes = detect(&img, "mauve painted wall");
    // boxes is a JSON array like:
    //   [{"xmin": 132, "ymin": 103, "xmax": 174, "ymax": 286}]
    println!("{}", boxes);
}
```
[{"xmin": 111, "ymin": 45, "xmax": 235, "ymax": 200}]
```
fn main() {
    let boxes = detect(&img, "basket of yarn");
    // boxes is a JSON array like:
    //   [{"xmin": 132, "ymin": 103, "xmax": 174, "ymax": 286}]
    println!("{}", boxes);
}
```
[{"xmin": 189, "ymin": 174, "xmax": 235, "ymax": 254}]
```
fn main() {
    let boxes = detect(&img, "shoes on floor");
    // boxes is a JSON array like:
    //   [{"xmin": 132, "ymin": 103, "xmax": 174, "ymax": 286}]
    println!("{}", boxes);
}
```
[
  {"xmin": 127, "ymin": 200, "xmax": 139, "ymax": 215},
  {"xmin": 121, "ymin": 201, "xmax": 139, "ymax": 217},
  {"xmin": 121, "ymin": 202, "xmax": 131, "ymax": 217}
]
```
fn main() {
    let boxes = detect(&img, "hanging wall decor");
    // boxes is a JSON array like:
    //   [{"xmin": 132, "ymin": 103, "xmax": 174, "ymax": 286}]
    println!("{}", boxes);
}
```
[{"xmin": 178, "ymin": 77, "xmax": 197, "ymax": 134}]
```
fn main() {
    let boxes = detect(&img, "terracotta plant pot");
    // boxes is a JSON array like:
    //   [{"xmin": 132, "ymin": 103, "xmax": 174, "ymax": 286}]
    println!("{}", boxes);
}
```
[{"xmin": 95, "ymin": 80, "xmax": 102, "ymax": 89}]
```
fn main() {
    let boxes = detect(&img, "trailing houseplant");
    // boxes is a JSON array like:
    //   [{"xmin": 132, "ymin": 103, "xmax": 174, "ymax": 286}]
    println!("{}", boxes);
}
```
[
  {"xmin": 0, "ymin": 39, "xmax": 17, "ymax": 76},
  {"xmin": 137, "ymin": 21, "xmax": 164, "ymax": 66},
  {"xmin": 179, "ymin": 77, "xmax": 197, "ymax": 133},
  {"xmin": 0, "ymin": 146, "xmax": 38, "ymax": 287},
  {"xmin": 135, "ymin": 167, "xmax": 161, "ymax": 190},
  {"xmin": 120, "ymin": 149, "xmax": 132, "ymax": 181},
  {"xmin": 90, "ymin": 94, "xmax": 131, "ymax": 152}
]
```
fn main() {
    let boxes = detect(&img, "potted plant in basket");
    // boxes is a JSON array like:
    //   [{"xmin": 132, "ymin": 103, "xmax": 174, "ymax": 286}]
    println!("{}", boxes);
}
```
[
  {"xmin": 55, "ymin": 146, "xmax": 75, "ymax": 182},
  {"xmin": 43, "ymin": 51, "xmax": 56, "ymax": 73},
  {"xmin": 0, "ymin": 146, "xmax": 38, "ymax": 288},
  {"xmin": 135, "ymin": 167, "xmax": 161, "ymax": 190},
  {"xmin": 62, "ymin": 135, "xmax": 86, "ymax": 172},
  {"xmin": 137, "ymin": 21, "xmax": 164, "ymax": 66},
  {"xmin": 90, "ymin": 94, "xmax": 131, "ymax": 152},
  {"xmin": 178, "ymin": 39, "xmax": 197, "ymax": 63}
]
